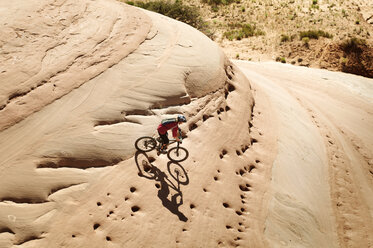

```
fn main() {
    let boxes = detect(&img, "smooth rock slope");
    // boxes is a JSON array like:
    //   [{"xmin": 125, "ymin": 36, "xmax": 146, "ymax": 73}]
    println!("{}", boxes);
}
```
[{"xmin": 0, "ymin": 0, "xmax": 372, "ymax": 248}]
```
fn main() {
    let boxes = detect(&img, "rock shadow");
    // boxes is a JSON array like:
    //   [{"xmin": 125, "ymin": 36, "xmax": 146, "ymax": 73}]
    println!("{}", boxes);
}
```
[{"xmin": 135, "ymin": 151, "xmax": 188, "ymax": 222}]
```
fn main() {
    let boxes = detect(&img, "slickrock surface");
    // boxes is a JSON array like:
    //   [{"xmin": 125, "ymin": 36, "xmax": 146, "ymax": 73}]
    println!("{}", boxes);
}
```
[{"xmin": 0, "ymin": 1, "xmax": 372, "ymax": 247}]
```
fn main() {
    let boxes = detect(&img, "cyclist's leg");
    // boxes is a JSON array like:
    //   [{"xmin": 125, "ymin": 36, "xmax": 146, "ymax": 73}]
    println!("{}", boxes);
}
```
[{"xmin": 159, "ymin": 132, "xmax": 169, "ymax": 150}]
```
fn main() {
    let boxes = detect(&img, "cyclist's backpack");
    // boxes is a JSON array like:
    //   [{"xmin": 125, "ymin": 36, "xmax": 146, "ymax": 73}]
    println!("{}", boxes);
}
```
[{"xmin": 161, "ymin": 118, "xmax": 177, "ymax": 126}]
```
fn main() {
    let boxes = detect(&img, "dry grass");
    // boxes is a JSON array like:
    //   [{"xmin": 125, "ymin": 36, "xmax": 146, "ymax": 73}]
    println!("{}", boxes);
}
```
[{"xmin": 121, "ymin": 0, "xmax": 373, "ymax": 76}]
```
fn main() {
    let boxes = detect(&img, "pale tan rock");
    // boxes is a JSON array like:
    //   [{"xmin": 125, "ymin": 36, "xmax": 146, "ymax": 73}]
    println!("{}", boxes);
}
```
[{"xmin": 0, "ymin": 1, "xmax": 372, "ymax": 248}]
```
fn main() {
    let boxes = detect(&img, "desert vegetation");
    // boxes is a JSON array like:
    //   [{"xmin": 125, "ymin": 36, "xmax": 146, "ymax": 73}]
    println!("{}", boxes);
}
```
[{"xmin": 122, "ymin": 0, "xmax": 372, "ymax": 77}]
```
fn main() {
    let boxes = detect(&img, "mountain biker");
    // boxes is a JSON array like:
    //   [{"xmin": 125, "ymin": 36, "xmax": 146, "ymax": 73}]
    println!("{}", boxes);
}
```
[{"xmin": 157, "ymin": 115, "xmax": 187, "ymax": 155}]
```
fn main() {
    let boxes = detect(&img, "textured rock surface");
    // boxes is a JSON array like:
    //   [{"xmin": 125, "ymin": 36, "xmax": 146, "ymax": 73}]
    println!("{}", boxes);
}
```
[{"xmin": 0, "ymin": 1, "xmax": 372, "ymax": 248}]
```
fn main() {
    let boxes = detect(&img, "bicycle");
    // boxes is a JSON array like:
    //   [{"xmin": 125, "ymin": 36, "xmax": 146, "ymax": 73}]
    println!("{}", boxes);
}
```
[{"xmin": 135, "ymin": 131, "xmax": 189, "ymax": 162}]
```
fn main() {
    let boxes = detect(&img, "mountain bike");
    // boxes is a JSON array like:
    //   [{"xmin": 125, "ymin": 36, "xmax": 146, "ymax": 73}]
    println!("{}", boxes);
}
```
[{"xmin": 135, "ymin": 131, "xmax": 189, "ymax": 162}]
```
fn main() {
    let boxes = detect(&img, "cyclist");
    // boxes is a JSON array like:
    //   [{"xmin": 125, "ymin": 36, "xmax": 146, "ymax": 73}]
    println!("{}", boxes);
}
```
[{"xmin": 157, "ymin": 115, "xmax": 187, "ymax": 155}]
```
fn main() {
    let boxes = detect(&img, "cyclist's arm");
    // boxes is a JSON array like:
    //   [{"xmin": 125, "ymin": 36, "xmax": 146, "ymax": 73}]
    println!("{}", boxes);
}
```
[{"xmin": 171, "ymin": 125, "xmax": 178, "ymax": 138}]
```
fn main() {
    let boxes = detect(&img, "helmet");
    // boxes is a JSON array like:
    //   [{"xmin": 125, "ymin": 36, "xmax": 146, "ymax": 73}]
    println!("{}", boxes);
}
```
[{"xmin": 177, "ymin": 115, "xmax": 187, "ymax": 122}]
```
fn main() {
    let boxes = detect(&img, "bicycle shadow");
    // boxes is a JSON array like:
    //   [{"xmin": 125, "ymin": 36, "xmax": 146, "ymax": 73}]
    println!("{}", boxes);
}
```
[{"xmin": 135, "ymin": 151, "xmax": 188, "ymax": 222}]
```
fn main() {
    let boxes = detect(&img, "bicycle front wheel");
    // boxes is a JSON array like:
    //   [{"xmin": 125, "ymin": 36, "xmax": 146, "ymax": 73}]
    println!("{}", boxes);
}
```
[
  {"xmin": 135, "ymin": 136, "xmax": 157, "ymax": 152},
  {"xmin": 167, "ymin": 147, "xmax": 189, "ymax": 162}
]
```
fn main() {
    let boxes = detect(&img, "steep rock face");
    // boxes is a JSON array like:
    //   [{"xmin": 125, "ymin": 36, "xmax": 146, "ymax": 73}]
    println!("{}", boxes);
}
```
[{"xmin": 0, "ymin": 1, "xmax": 257, "ymax": 247}]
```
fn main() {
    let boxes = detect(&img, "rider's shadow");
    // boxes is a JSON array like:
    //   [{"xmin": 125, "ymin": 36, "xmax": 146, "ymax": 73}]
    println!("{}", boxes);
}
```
[{"xmin": 135, "ymin": 151, "xmax": 188, "ymax": 222}]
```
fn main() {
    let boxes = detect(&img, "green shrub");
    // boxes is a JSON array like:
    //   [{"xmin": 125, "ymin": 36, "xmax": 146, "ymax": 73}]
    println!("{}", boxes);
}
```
[
  {"xmin": 224, "ymin": 23, "xmax": 265, "ymax": 40},
  {"xmin": 342, "ymin": 9, "xmax": 347, "ymax": 17},
  {"xmin": 126, "ymin": 0, "xmax": 212, "ymax": 38},
  {"xmin": 299, "ymin": 30, "xmax": 333, "ymax": 40},
  {"xmin": 202, "ymin": 0, "xmax": 239, "ymax": 5},
  {"xmin": 276, "ymin": 57, "xmax": 286, "ymax": 63},
  {"xmin": 302, "ymin": 37, "xmax": 310, "ymax": 46},
  {"xmin": 280, "ymin": 34, "xmax": 290, "ymax": 42},
  {"xmin": 212, "ymin": 5, "xmax": 219, "ymax": 12},
  {"xmin": 341, "ymin": 37, "xmax": 366, "ymax": 53},
  {"xmin": 340, "ymin": 57, "xmax": 348, "ymax": 65}
]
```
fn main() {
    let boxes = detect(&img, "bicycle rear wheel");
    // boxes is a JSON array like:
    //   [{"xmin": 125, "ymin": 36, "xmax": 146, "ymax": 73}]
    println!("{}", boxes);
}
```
[
  {"xmin": 135, "ymin": 136, "xmax": 157, "ymax": 152},
  {"xmin": 167, "ymin": 147, "xmax": 189, "ymax": 162}
]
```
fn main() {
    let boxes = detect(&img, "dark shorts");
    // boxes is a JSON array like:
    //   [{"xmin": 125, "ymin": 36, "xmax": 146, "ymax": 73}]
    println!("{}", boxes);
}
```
[{"xmin": 158, "ymin": 131, "xmax": 169, "ymax": 145}]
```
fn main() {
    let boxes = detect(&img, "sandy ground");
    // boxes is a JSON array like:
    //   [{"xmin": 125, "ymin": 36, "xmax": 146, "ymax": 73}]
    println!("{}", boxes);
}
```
[{"xmin": 0, "ymin": 1, "xmax": 372, "ymax": 247}]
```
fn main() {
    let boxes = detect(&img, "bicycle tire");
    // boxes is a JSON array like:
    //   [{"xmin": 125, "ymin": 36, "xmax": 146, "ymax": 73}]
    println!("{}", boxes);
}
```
[
  {"xmin": 167, "ymin": 146, "xmax": 189, "ymax": 162},
  {"xmin": 135, "ymin": 136, "xmax": 157, "ymax": 152},
  {"xmin": 167, "ymin": 162, "xmax": 189, "ymax": 185}
]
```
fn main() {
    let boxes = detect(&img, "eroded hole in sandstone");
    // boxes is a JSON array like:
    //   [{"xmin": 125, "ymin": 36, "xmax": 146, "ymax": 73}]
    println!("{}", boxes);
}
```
[
  {"xmin": 236, "ymin": 211, "xmax": 243, "ymax": 216},
  {"xmin": 214, "ymin": 176, "xmax": 218, "ymax": 181},
  {"xmin": 189, "ymin": 123, "xmax": 198, "ymax": 131},
  {"xmin": 37, "ymin": 157, "xmax": 122, "ymax": 169},
  {"xmin": 0, "ymin": 196, "xmax": 46, "ymax": 204},
  {"xmin": 9, "ymin": 90, "xmax": 29, "ymax": 101},
  {"xmin": 219, "ymin": 149, "xmax": 228, "ymax": 159},
  {"xmin": 97, "ymin": 202, "xmax": 102, "ymax": 206},
  {"xmin": 225, "ymin": 106, "xmax": 230, "ymax": 111},
  {"xmin": 241, "ymin": 145, "xmax": 249, "ymax": 153},
  {"xmin": 227, "ymin": 83, "xmax": 235, "ymax": 92},
  {"xmin": 239, "ymin": 185, "xmax": 250, "ymax": 191},
  {"xmin": 95, "ymin": 119, "xmax": 127, "ymax": 126},
  {"xmin": 131, "ymin": 206, "xmax": 140, "ymax": 212},
  {"xmin": 0, "ymin": 227, "xmax": 14, "ymax": 234},
  {"xmin": 236, "ymin": 150, "xmax": 241, "ymax": 156},
  {"xmin": 226, "ymin": 225, "xmax": 232, "ymax": 229},
  {"xmin": 223, "ymin": 203, "xmax": 230, "ymax": 208},
  {"xmin": 130, "ymin": 187, "xmax": 136, "ymax": 193},
  {"xmin": 190, "ymin": 204, "xmax": 195, "ymax": 209},
  {"xmin": 93, "ymin": 223, "xmax": 100, "ymax": 230},
  {"xmin": 106, "ymin": 236, "xmax": 111, "ymax": 241},
  {"xmin": 248, "ymin": 165, "xmax": 256, "ymax": 173}
]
